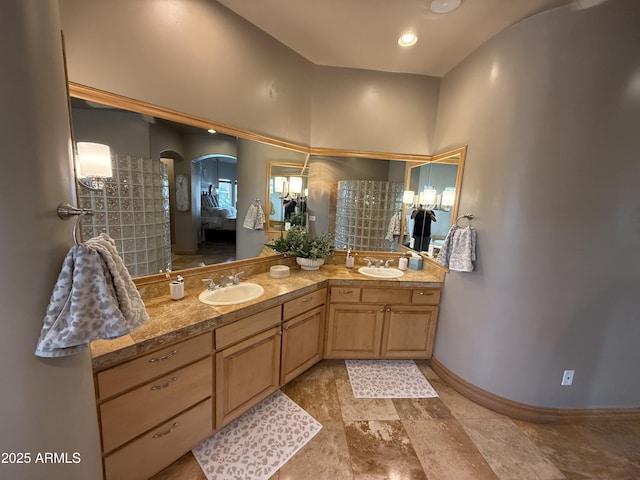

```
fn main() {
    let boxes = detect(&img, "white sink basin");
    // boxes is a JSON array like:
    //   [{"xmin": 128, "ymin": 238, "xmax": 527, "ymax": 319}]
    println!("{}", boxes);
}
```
[
  {"xmin": 358, "ymin": 266, "xmax": 405, "ymax": 279},
  {"xmin": 198, "ymin": 283, "xmax": 265, "ymax": 306}
]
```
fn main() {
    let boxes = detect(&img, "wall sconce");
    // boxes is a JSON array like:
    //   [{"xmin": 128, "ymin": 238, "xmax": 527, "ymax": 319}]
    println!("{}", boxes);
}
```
[
  {"xmin": 441, "ymin": 188, "xmax": 456, "ymax": 209},
  {"xmin": 274, "ymin": 176, "xmax": 287, "ymax": 194},
  {"xmin": 402, "ymin": 190, "xmax": 415, "ymax": 204},
  {"xmin": 289, "ymin": 176, "xmax": 303, "ymax": 195},
  {"xmin": 419, "ymin": 187, "xmax": 437, "ymax": 206},
  {"xmin": 76, "ymin": 142, "xmax": 112, "ymax": 191}
]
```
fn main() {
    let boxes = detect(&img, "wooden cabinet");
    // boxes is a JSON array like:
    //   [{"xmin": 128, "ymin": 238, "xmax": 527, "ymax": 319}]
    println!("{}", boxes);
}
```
[
  {"xmin": 95, "ymin": 332, "xmax": 213, "ymax": 480},
  {"xmin": 325, "ymin": 286, "xmax": 440, "ymax": 359},
  {"xmin": 280, "ymin": 289, "xmax": 326, "ymax": 384},
  {"xmin": 325, "ymin": 303, "xmax": 384, "ymax": 358},
  {"xmin": 215, "ymin": 306, "xmax": 282, "ymax": 428}
]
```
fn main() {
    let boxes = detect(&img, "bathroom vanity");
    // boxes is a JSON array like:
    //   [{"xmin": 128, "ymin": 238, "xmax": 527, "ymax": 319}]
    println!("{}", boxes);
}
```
[{"xmin": 90, "ymin": 254, "xmax": 445, "ymax": 480}]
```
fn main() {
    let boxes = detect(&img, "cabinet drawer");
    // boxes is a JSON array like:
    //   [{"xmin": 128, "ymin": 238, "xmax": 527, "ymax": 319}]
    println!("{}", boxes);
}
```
[
  {"xmin": 97, "ymin": 333, "xmax": 212, "ymax": 400},
  {"xmin": 103, "ymin": 398, "xmax": 213, "ymax": 480},
  {"xmin": 411, "ymin": 289, "xmax": 441, "ymax": 305},
  {"xmin": 215, "ymin": 305, "xmax": 281, "ymax": 350},
  {"xmin": 100, "ymin": 357, "xmax": 212, "ymax": 453},
  {"xmin": 361, "ymin": 288, "xmax": 411, "ymax": 304},
  {"xmin": 329, "ymin": 286, "xmax": 361, "ymax": 303},
  {"xmin": 283, "ymin": 288, "xmax": 326, "ymax": 320}
]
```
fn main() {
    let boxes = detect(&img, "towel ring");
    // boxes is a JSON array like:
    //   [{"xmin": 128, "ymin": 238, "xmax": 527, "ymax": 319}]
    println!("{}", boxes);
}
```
[
  {"xmin": 455, "ymin": 213, "xmax": 474, "ymax": 227},
  {"xmin": 57, "ymin": 203, "xmax": 95, "ymax": 246}
]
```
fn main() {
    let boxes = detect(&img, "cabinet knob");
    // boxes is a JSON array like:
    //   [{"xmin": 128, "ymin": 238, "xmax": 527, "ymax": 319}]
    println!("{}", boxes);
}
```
[{"xmin": 278, "ymin": 329, "xmax": 283, "ymax": 336}]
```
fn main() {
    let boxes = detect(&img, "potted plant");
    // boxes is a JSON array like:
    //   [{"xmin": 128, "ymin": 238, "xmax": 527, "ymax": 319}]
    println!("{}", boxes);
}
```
[{"xmin": 266, "ymin": 226, "xmax": 333, "ymax": 270}]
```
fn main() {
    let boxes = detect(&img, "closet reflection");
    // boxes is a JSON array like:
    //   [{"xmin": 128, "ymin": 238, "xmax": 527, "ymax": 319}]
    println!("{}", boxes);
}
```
[{"xmin": 405, "ymin": 147, "xmax": 466, "ymax": 254}]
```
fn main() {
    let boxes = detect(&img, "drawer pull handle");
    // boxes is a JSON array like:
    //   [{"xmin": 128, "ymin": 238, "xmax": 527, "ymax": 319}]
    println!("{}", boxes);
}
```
[
  {"xmin": 419, "ymin": 292, "xmax": 434, "ymax": 296},
  {"xmin": 150, "ymin": 376, "xmax": 178, "ymax": 391},
  {"xmin": 301, "ymin": 298, "xmax": 311, "ymax": 303},
  {"xmin": 338, "ymin": 289, "xmax": 353, "ymax": 294},
  {"xmin": 152, "ymin": 422, "xmax": 179, "ymax": 439},
  {"xmin": 149, "ymin": 350, "xmax": 178, "ymax": 363}
]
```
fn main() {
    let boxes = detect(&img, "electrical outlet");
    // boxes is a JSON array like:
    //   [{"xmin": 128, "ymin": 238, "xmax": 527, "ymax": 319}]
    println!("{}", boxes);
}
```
[{"xmin": 561, "ymin": 370, "xmax": 574, "ymax": 386}]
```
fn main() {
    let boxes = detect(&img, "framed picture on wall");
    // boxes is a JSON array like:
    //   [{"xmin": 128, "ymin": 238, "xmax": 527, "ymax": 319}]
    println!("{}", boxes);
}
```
[{"xmin": 176, "ymin": 174, "xmax": 190, "ymax": 212}]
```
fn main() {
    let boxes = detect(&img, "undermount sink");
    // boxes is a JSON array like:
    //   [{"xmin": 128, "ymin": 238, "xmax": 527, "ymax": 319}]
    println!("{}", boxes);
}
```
[
  {"xmin": 198, "ymin": 283, "xmax": 265, "ymax": 306},
  {"xmin": 357, "ymin": 266, "xmax": 405, "ymax": 279}
]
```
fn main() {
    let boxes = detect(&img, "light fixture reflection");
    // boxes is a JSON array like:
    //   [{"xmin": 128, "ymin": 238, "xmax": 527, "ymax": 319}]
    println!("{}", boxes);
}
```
[{"xmin": 76, "ymin": 142, "xmax": 112, "ymax": 191}]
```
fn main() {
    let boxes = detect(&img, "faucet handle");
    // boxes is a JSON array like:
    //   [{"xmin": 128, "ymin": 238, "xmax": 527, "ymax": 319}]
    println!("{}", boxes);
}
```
[
  {"xmin": 362, "ymin": 257, "xmax": 372, "ymax": 267},
  {"xmin": 233, "ymin": 271, "xmax": 245, "ymax": 285},
  {"xmin": 201, "ymin": 278, "xmax": 216, "ymax": 290},
  {"xmin": 384, "ymin": 259, "xmax": 395, "ymax": 268}
]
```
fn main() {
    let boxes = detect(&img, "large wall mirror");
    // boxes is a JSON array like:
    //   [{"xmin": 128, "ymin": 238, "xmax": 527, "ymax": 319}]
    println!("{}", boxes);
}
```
[
  {"xmin": 404, "ymin": 146, "xmax": 467, "ymax": 253},
  {"xmin": 69, "ymin": 84, "xmax": 466, "ymax": 278}
]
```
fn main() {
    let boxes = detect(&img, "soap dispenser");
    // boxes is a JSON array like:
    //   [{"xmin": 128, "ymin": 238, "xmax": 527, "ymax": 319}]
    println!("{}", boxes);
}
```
[
  {"xmin": 398, "ymin": 254, "xmax": 409, "ymax": 271},
  {"xmin": 345, "ymin": 249, "xmax": 355, "ymax": 268}
]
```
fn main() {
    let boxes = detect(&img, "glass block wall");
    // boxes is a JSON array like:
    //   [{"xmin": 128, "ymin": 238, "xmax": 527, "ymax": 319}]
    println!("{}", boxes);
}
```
[
  {"xmin": 334, "ymin": 180, "xmax": 404, "ymax": 251},
  {"xmin": 78, "ymin": 153, "xmax": 171, "ymax": 277}
]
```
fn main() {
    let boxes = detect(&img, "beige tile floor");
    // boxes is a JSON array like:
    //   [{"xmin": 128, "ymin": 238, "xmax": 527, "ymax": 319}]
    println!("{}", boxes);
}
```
[{"xmin": 151, "ymin": 360, "xmax": 640, "ymax": 480}]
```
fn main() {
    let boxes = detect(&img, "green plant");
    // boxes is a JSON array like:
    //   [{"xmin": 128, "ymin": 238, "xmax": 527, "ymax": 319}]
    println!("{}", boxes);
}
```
[{"xmin": 265, "ymin": 226, "xmax": 334, "ymax": 260}]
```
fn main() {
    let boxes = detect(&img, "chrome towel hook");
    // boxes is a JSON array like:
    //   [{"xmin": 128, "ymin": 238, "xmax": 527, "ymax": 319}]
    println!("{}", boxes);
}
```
[{"xmin": 57, "ymin": 203, "xmax": 95, "ymax": 246}]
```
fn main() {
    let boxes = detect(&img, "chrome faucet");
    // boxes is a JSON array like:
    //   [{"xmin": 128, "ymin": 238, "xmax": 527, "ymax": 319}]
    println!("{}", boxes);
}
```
[
  {"xmin": 375, "ymin": 259, "xmax": 384, "ymax": 268},
  {"xmin": 201, "ymin": 278, "xmax": 216, "ymax": 290},
  {"xmin": 384, "ymin": 259, "xmax": 395, "ymax": 268},
  {"xmin": 362, "ymin": 257, "xmax": 372, "ymax": 267},
  {"xmin": 233, "ymin": 271, "xmax": 245, "ymax": 285},
  {"xmin": 219, "ymin": 275, "xmax": 234, "ymax": 288}
]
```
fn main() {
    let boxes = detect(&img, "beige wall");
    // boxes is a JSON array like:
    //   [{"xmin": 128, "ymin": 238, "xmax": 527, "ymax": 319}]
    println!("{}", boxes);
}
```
[
  {"xmin": 310, "ymin": 65, "xmax": 440, "ymax": 154},
  {"xmin": 432, "ymin": 0, "xmax": 640, "ymax": 408},
  {"xmin": 0, "ymin": 1, "xmax": 102, "ymax": 479},
  {"xmin": 59, "ymin": 0, "xmax": 314, "ymax": 146}
]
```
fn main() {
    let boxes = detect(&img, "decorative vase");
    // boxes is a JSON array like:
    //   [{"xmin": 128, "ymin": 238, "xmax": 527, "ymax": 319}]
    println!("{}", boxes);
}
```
[{"xmin": 296, "ymin": 257, "xmax": 325, "ymax": 271}]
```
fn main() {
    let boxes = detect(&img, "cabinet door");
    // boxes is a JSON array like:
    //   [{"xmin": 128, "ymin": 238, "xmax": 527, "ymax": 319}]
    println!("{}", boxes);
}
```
[
  {"xmin": 325, "ymin": 304, "xmax": 384, "ymax": 358},
  {"xmin": 281, "ymin": 305, "xmax": 324, "ymax": 385},
  {"xmin": 381, "ymin": 305, "xmax": 438, "ymax": 358},
  {"xmin": 216, "ymin": 326, "xmax": 281, "ymax": 428}
]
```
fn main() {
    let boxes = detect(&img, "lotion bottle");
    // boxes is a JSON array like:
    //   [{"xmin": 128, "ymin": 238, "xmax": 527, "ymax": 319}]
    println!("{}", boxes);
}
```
[
  {"xmin": 398, "ymin": 254, "xmax": 408, "ymax": 270},
  {"xmin": 345, "ymin": 249, "xmax": 355, "ymax": 268}
]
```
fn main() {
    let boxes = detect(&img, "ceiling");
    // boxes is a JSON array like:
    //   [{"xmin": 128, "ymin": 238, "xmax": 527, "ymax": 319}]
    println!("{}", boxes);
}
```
[{"xmin": 217, "ymin": 0, "xmax": 574, "ymax": 77}]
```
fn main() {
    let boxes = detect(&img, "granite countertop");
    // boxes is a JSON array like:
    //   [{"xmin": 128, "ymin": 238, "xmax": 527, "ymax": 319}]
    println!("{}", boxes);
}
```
[{"xmin": 90, "ymin": 263, "xmax": 443, "ymax": 371}]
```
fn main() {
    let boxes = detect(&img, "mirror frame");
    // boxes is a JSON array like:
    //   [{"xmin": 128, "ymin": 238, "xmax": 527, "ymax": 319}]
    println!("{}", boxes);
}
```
[
  {"xmin": 266, "ymin": 160, "xmax": 309, "ymax": 233},
  {"xmin": 402, "ymin": 145, "xmax": 467, "ymax": 246}
]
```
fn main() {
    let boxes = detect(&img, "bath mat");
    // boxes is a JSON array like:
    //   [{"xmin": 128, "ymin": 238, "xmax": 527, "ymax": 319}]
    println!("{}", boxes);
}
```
[
  {"xmin": 192, "ymin": 390, "xmax": 322, "ymax": 480},
  {"xmin": 345, "ymin": 359, "xmax": 438, "ymax": 398}
]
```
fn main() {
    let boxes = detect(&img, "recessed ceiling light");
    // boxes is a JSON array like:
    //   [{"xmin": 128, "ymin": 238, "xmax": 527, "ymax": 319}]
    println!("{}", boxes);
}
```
[
  {"xmin": 398, "ymin": 33, "xmax": 418, "ymax": 47},
  {"xmin": 430, "ymin": 0, "xmax": 461, "ymax": 14},
  {"xmin": 207, "ymin": 128, "xmax": 217, "ymax": 134}
]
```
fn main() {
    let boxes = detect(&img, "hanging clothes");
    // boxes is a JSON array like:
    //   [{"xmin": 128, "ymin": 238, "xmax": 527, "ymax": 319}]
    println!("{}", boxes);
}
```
[{"xmin": 436, "ymin": 225, "xmax": 477, "ymax": 272}]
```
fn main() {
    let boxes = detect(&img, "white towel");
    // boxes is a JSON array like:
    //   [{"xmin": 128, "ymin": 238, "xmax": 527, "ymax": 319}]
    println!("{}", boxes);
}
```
[
  {"xmin": 254, "ymin": 204, "xmax": 265, "ymax": 230},
  {"xmin": 35, "ymin": 234, "xmax": 149, "ymax": 358},
  {"xmin": 436, "ymin": 225, "xmax": 477, "ymax": 272},
  {"xmin": 243, "ymin": 204, "xmax": 258, "ymax": 229}
]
